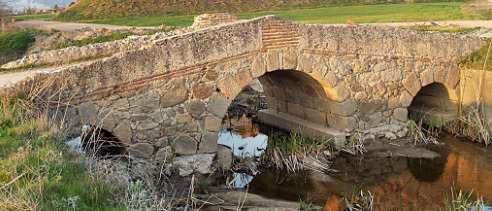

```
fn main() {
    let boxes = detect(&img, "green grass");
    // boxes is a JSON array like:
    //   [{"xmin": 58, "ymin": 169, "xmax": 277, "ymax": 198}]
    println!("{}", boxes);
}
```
[
  {"xmin": 6, "ymin": 14, "xmax": 56, "ymax": 21},
  {"xmin": 0, "ymin": 91, "xmax": 126, "ymax": 210},
  {"xmin": 86, "ymin": 2, "xmax": 480, "ymax": 27},
  {"xmin": 0, "ymin": 32, "xmax": 35, "ymax": 65},
  {"xmin": 459, "ymin": 39, "xmax": 492, "ymax": 70},
  {"xmin": 56, "ymin": 30, "xmax": 135, "ymax": 49}
]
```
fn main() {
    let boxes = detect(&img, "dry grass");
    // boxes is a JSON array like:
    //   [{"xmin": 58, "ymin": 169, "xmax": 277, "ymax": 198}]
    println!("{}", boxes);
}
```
[
  {"xmin": 0, "ymin": 82, "xmax": 178, "ymax": 210},
  {"xmin": 262, "ymin": 130, "xmax": 336, "ymax": 173}
]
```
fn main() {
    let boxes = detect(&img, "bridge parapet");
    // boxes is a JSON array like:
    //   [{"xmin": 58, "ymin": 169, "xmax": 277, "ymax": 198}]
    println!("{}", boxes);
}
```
[{"xmin": 18, "ymin": 14, "xmax": 489, "ymax": 176}]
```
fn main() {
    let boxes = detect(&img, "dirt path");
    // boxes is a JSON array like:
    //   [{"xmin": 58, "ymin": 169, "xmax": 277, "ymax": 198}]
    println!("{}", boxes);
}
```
[
  {"xmin": 365, "ymin": 20, "xmax": 492, "ymax": 29},
  {"xmin": 12, "ymin": 19, "xmax": 153, "ymax": 31}
]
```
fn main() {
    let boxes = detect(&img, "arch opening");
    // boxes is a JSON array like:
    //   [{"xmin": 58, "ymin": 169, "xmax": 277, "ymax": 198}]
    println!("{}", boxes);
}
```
[
  {"xmin": 216, "ymin": 69, "xmax": 347, "ymax": 162},
  {"xmin": 81, "ymin": 126, "xmax": 126, "ymax": 157},
  {"xmin": 408, "ymin": 82, "xmax": 458, "ymax": 127}
]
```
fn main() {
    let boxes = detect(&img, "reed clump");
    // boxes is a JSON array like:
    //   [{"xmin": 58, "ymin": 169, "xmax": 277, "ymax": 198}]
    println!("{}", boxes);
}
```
[{"xmin": 261, "ymin": 131, "xmax": 337, "ymax": 173}]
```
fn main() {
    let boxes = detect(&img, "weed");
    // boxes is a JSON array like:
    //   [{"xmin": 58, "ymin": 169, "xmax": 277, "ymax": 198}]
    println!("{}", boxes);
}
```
[
  {"xmin": 445, "ymin": 187, "xmax": 486, "ymax": 211},
  {"xmin": 298, "ymin": 194, "xmax": 315, "ymax": 210},
  {"xmin": 262, "ymin": 130, "xmax": 336, "ymax": 173}
]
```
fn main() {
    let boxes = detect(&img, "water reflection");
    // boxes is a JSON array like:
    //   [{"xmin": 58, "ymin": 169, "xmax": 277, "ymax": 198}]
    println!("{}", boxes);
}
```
[
  {"xmin": 217, "ymin": 113, "xmax": 268, "ymax": 158},
  {"xmin": 248, "ymin": 134, "xmax": 492, "ymax": 210},
  {"xmin": 218, "ymin": 113, "xmax": 492, "ymax": 209}
]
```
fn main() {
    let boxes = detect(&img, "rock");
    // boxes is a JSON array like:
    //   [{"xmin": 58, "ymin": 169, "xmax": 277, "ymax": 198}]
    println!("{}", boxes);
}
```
[
  {"xmin": 174, "ymin": 135, "xmax": 197, "ymax": 155},
  {"xmin": 236, "ymin": 68, "xmax": 253, "ymax": 88},
  {"xmin": 199, "ymin": 132, "xmax": 218, "ymax": 153},
  {"xmin": 217, "ymin": 74, "xmax": 242, "ymax": 100},
  {"xmin": 207, "ymin": 93, "xmax": 232, "ymax": 118},
  {"xmin": 282, "ymin": 50, "xmax": 298, "ymax": 70},
  {"xmin": 399, "ymin": 91, "xmax": 413, "ymax": 108},
  {"xmin": 136, "ymin": 120, "xmax": 159, "ymax": 130},
  {"xmin": 217, "ymin": 144, "xmax": 232, "ymax": 167},
  {"xmin": 265, "ymin": 50, "xmax": 280, "ymax": 72},
  {"xmin": 186, "ymin": 100, "xmax": 206, "ymax": 116},
  {"xmin": 204, "ymin": 115, "xmax": 222, "ymax": 132},
  {"xmin": 79, "ymin": 103, "xmax": 98, "ymax": 125},
  {"xmin": 114, "ymin": 122, "xmax": 132, "ymax": 145},
  {"xmin": 173, "ymin": 153, "xmax": 215, "ymax": 176},
  {"xmin": 160, "ymin": 78, "xmax": 189, "ymax": 108},
  {"xmin": 177, "ymin": 114, "xmax": 192, "ymax": 124},
  {"xmin": 393, "ymin": 108, "xmax": 408, "ymax": 122},
  {"xmin": 335, "ymin": 83, "xmax": 351, "ymax": 102},
  {"xmin": 128, "ymin": 143, "xmax": 154, "ymax": 159},
  {"xmin": 186, "ymin": 121, "xmax": 198, "ymax": 132},
  {"xmin": 250, "ymin": 55, "xmax": 266, "ymax": 78},
  {"xmin": 403, "ymin": 72, "xmax": 421, "ymax": 97},
  {"xmin": 155, "ymin": 137, "xmax": 168, "ymax": 148},
  {"xmin": 192, "ymin": 83, "xmax": 213, "ymax": 99}
]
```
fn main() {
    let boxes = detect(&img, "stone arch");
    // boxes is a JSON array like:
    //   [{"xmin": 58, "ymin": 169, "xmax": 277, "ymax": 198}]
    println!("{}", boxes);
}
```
[
  {"xmin": 207, "ymin": 51, "xmax": 355, "ymax": 146},
  {"xmin": 407, "ymin": 82, "xmax": 459, "ymax": 127}
]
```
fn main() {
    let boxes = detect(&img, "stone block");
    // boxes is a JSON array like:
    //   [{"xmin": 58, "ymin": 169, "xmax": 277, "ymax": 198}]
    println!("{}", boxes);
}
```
[
  {"xmin": 204, "ymin": 115, "xmax": 222, "ymax": 132},
  {"xmin": 192, "ymin": 83, "xmax": 213, "ymax": 99},
  {"xmin": 186, "ymin": 121, "xmax": 198, "ymax": 132},
  {"xmin": 174, "ymin": 134, "xmax": 197, "ymax": 155},
  {"xmin": 250, "ymin": 54, "xmax": 266, "ymax": 78},
  {"xmin": 155, "ymin": 137, "xmax": 169, "ymax": 148},
  {"xmin": 360, "ymin": 101, "xmax": 386, "ymax": 114},
  {"xmin": 173, "ymin": 154, "xmax": 215, "ymax": 176},
  {"xmin": 326, "ymin": 114, "xmax": 356, "ymax": 132},
  {"xmin": 136, "ymin": 120, "xmax": 159, "ymax": 130},
  {"xmin": 128, "ymin": 143, "xmax": 154, "ymax": 159},
  {"xmin": 217, "ymin": 145, "xmax": 232, "ymax": 167},
  {"xmin": 217, "ymin": 74, "xmax": 242, "ymax": 100},
  {"xmin": 114, "ymin": 122, "xmax": 132, "ymax": 145},
  {"xmin": 297, "ymin": 54, "xmax": 313, "ymax": 73},
  {"xmin": 446, "ymin": 66, "xmax": 460, "ymax": 89},
  {"xmin": 207, "ymin": 93, "xmax": 232, "ymax": 118},
  {"xmin": 434, "ymin": 68, "xmax": 446, "ymax": 83},
  {"xmin": 393, "ymin": 108, "xmax": 408, "ymax": 122},
  {"xmin": 287, "ymin": 102, "xmax": 305, "ymax": 119},
  {"xmin": 79, "ymin": 102, "xmax": 98, "ymax": 125},
  {"xmin": 324, "ymin": 71, "xmax": 338, "ymax": 87},
  {"xmin": 304, "ymin": 107, "xmax": 328, "ymax": 127},
  {"xmin": 199, "ymin": 132, "xmax": 218, "ymax": 153},
  {"xmin": 160, "ymin": 78, "xmax": 189, "ymax": 108},
  {"xmin": 282, "ymin": 50, "xmax": 298, "ymax": 70},
  {"xmin": 186, "ymin": 100, "xmax": 206, "ymax": 116},
  {"xmin": 312, "ymin": 58, "xmax": 328, "ymax": 79},
  {"xmin": 388, "ymin": 98, "xmax": 400, "ymax": 110},
  {"xmin": 420, "ymin": 69, "xmax": 434, "ymax": 87},
  {"xmin": 366, "ymin": 112, "xmax": 384, "ymax": 128},
  {"xmin": 328, "ymin": 99, "xmax": 357, "ymax": 116},
  {"xmin": 265, "ymin": 50, "xmax": 280, "ymax": 72},
  {"xmin": 403, "ymin": 71, "xmax": 421, "ymax": 97},
  {"xmin": 335, "ymin": 83, "xmax": 351, "ymax": 102},
  {"xmin": 236, "ymin": 68, "xmax": 253, "ymax": 88},
  {"xmin": 399, "ymin": 91, "xmax": 413, "ymax": 108}
]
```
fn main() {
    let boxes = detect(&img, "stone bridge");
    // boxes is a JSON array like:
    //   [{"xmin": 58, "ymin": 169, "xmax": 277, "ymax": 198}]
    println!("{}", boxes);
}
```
[{"xmin": 24, "ymin": 14, "xmax": 487, "ymax": 176}]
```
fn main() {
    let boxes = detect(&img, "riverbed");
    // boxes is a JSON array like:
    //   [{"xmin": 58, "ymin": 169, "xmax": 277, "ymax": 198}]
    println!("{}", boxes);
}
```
[{"xmin": 218, "ymin": 113, "xmax": 492, "ymax": 210}]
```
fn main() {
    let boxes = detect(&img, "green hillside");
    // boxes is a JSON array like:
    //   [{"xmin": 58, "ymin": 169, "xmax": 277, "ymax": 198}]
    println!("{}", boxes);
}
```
[{"xmin": 54, "ymin": 0, "xmax": 413, "ymax": 21}]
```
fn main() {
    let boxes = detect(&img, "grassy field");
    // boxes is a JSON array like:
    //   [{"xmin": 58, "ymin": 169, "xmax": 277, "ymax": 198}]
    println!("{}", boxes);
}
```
[
  {"xmin": 6, "ymin": 14, "xmax": 56, "ymax": 21},
  {"xmin": 86, "ymin": 2, "xmax": 482, "ymax": 27}
]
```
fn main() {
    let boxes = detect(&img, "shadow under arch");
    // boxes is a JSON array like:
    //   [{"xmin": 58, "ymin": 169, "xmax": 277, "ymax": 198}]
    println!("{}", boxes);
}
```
[
  {"xmin": 408, "ymin": 82, "xmax": 459, "ymax": 127},
  {"xmin": 215, "ymin": 68, "xmax": 350, "ymax": 146}
]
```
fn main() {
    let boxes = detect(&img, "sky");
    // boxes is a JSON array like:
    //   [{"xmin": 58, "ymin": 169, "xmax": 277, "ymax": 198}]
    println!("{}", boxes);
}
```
[{"xmin": 8, "ymin": 0, "xmax": 74, "ymax": 10}]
